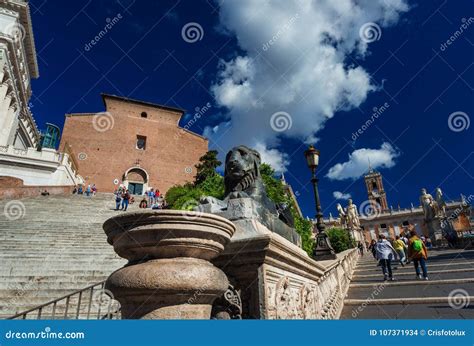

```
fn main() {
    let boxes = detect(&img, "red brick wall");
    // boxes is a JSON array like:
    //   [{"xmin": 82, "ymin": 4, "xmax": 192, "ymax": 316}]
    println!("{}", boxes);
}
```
[
  {"xmin": 59, "ymin": 96, "xmax": 208, "ymax": 194},
  {"xmin": 0, "ymin": 177, "xmax": 72, "ymax": 199}
]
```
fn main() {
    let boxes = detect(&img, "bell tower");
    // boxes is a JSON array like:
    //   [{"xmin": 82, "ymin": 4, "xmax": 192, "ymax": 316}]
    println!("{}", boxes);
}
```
[{"xmin": 364, "ymin": 165, "xmax": 388, "ymax": 211}]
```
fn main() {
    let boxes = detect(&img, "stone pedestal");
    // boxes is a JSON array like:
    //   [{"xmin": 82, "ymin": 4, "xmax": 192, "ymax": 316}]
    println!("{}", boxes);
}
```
[{"xmin": 103, "ymin": 210, "xmax": 235, "ymax": 319}]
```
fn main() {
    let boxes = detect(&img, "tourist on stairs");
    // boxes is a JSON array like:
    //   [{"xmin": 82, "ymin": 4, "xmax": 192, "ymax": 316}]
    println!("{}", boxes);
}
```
[
  {"xmin": 408, "ymin": 230, "xmax": 429, "ymax": 280},
  {"xmin": 375, "ymin": 234, "xmax": 398, "ymax": 281},
  {"xmin": 393, "ymin": 235, "xmax": 407, "ymax": 266},
  {"xmin": 114, "ymin": 189, "xmax": 122, "ymax": 210},
  {"xmin": 121, "ymin": 189, "xmax": 131, "ymax": 211}
]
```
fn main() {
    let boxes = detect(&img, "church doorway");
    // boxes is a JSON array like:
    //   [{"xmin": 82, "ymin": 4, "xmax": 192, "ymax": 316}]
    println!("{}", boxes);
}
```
[
  {"xmin": 128, "ymin": 182, "xmax": 143, "ymax": 195},
  {"xmin": 123, "ymin": 167, "xmax": 149, "ymax": 195}
]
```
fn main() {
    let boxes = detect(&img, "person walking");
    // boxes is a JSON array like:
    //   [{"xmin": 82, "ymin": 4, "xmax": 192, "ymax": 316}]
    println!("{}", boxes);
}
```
[
  {"xmin": 147, "ymin": 189, "xmax": 155, "ymax": 205},
  {"xmin": 408, "ymin": 230, "xmax": 429, "ymax": 280},
  {"xmin": 368, "ymin": 239, "xmax": 377, "ymax": 259},
  {"xmin": 375, "ymin": 234, "xmax": 398, "ymax": 281},
  {"xmin": 121, "ymin": 189, "xmax": 130, "ymax": 211},
  {"xmin": 393, "ymin": 235, "xmax": 407, "ymax": 266},
  {"xmin": 114, "ymin": 189, "xmax": 122, "ymax": 211},
  {"xmin": 357, "ymin": 241, "xmax": 364, "ymax": 256},
  {"xmin": 85, "ymin": 184, "xmax": 91, "ymax": 197}
]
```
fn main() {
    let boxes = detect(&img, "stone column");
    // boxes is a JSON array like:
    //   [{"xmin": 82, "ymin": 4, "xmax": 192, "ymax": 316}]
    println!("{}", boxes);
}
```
[{"xmin": 103, "ymin": 210, "xmax": 235, "ymax": 319}]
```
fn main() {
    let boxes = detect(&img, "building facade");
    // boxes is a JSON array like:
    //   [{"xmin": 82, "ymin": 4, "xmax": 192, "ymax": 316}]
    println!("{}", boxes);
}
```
[
  {"xmin": 0, "ymin": 0, "xmax": 39, "ymax": 148},
  {"xmin": 0, "ymin": 1, "xmax": 80, "ymax": 192},
  {"xmin": 358, "ymin": 170, "xmax": 472, "ymax": 243},
  {"xmin": 360, "ymin": 201, "xmax": 472, "ymax": 243},
  {"xmin": 59, "ymin": 94, "xmax": 208, "ymax": 194}
]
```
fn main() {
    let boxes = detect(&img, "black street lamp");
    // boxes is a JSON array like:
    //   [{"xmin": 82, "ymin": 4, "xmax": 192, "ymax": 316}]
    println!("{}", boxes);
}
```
[{"xmin": 304, "ymin": 145, "xmax": 336, "ymax": 260}]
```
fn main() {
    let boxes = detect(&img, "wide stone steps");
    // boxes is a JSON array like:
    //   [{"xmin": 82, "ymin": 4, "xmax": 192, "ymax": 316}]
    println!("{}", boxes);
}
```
[
  {"xmin": 0, "ymin": 193, "xmax": 130, "ymax": 318},
  {"xmin": 341, "ymin": 249, "xmax": 474, "ymax": 319}
]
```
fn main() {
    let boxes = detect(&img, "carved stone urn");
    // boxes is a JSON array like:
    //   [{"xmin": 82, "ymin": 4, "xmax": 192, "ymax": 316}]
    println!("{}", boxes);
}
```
[{"xmin": 103, "ymin": 210, "xmax": 235, "ymax": 319}]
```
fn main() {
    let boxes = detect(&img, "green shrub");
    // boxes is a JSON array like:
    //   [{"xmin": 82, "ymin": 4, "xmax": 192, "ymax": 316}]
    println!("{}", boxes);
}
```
[
  {"xmin": 326, "ymin": 227, "xmax": 356, "ymax": 253},
  {"xmin": 165, "ymin": 151, "xmax": 315, "ymax": 255}
]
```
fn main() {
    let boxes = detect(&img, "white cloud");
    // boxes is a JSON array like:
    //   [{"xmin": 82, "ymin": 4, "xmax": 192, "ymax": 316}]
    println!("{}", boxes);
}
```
[
  {"xmin": 333, "ymin": 191, "xmax": 352, "ymax": 200},
  {"xmin": 254, "ymin": 142, "xmax": 289, "ymax": 173},
  {"xmin": 326, "ymin": 142, "xmax": 399, "ymax": 180},
  {"xmin": 205, "ymin": 0, "xmax": 409, "ymax": 170}
]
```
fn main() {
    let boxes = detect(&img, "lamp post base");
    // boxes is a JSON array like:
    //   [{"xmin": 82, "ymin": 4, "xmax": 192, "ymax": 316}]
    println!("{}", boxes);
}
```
[{"xmin": 313, "ymin": 231, "xmax": 337, "ymax": 260}]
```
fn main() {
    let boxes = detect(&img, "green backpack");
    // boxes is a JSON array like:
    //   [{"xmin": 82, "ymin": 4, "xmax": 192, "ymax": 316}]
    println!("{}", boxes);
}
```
[{"xmin": 412, "ymin": 239, "xmax": 423, "ymax": 252}]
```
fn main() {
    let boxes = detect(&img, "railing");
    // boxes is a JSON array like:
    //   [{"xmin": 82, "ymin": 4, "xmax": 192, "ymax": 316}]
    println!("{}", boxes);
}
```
[{"xmin": 7, "ymin": 281, "xmax": 121, "ymax": 320}]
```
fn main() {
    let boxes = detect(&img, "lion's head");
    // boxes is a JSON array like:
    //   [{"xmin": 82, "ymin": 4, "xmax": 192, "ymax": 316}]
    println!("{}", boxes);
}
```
[{"xmin": 224, "ymin": 145, "xmax": 261, "ymax": 195}]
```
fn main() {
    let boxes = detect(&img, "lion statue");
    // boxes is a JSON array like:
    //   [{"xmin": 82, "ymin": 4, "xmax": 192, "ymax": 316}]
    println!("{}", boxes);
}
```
[{"xmin": 200, "ymin": 145, "xmax": 294, "ymax": 228}]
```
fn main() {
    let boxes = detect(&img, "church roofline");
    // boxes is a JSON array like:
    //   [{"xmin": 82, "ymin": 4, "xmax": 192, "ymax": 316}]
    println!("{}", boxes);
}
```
[{"xmin": 101, "ymin": 93, "xmax": 186, "ymax": 115}]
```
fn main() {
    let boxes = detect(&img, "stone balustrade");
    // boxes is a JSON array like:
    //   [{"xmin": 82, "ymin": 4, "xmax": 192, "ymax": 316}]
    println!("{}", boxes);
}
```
[
  {"xmin": 102, "ymin": 199, "xmax": 361, "ymax": 320},
  {"xmin": 0, "ymin": 145, "xmax": 82, "ymax": 186}
]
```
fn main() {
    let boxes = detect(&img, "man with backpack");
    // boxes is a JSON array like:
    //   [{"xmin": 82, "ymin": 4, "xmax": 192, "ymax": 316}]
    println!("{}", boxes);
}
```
[{"xmin": 408, "ymin": 230, "xmax": 429, "ymax": 280}]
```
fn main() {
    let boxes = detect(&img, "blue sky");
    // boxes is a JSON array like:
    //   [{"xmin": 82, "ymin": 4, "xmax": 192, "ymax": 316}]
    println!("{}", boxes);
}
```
[{"xmin": 29, "ymin": 0, "xmax": 473, "ymax": 218}]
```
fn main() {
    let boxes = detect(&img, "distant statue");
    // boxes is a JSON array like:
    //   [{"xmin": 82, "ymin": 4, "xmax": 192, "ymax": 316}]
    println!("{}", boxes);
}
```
[
  {"xmin": 420, "ymin": 188, "xmax": 438, "ymax": 221},
  {"xmin": 346, "ymin": 199, "xmax": 360, "ymax": 230},
  {"xmin": 200, "ymin": 145, "xmax": 294, "ymax": 227},
  {"xmin": 435, "ymin": 187, "xmax": 447, "ymax": 217},
  {"xmin": 336, "ymin": 203, "xmax": 346, "ymax": 228}
]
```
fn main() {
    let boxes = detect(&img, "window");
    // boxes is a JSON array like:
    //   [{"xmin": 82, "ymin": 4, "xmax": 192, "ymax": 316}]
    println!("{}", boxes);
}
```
[
  {"xmin": 141, "ymin": 111, "xmax": 148, "ymax": 118},
  {"xmin": 402, "ymin": 221, "xmax": 409, "ymax": 226},
  {"xmin": 380, "ymin": 223, "xmax": 387, "ymax": 229},
  {"xmin": 371, "ymin": 181, "xmax": 377, "ymax": 190},
  {"xmin": 136, "ymin": 135, "xmax": 147, "ymax": 150}
]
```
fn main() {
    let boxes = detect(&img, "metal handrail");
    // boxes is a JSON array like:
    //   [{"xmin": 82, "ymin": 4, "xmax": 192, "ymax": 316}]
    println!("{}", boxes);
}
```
[{"xmin": 7, "ymin": 281, "xmax": 120, "ymax": 320}]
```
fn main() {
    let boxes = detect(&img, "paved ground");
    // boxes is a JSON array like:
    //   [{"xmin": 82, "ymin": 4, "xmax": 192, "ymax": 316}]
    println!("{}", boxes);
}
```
[{"xmin": 340, "ymin": 249, "xmax": 474, "ymax": 319}]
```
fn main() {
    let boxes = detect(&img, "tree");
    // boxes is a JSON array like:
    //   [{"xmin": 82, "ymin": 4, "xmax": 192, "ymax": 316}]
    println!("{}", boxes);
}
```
[
  {"xmin": 194, "ymin": 150, "xmax": 221, "ymax": 186},
  {"xmin": 326, "ymin": 227, "xmax": 356, "ymax": 253}
]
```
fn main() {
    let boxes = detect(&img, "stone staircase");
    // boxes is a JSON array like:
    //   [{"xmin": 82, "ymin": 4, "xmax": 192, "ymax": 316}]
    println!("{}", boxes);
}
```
[
  {"xmin": 0, "ymin": 193, "xmax": 129, "ymax": 318},
  {"xmin": 340, "ymin": 249, "xmax": 474, "ymax": 319}
]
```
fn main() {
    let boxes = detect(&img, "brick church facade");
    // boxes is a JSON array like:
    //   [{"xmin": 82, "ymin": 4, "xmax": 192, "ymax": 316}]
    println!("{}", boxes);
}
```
[{"xmin": 59, "ymin": 94, "xmax": 208, "ymax": 194}]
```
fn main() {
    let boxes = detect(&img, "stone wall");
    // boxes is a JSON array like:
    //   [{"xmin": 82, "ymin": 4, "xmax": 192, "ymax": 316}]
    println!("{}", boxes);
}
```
[{"xmin": 0, "ymin": 176, "xmax": 72, "ymax": 199}]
